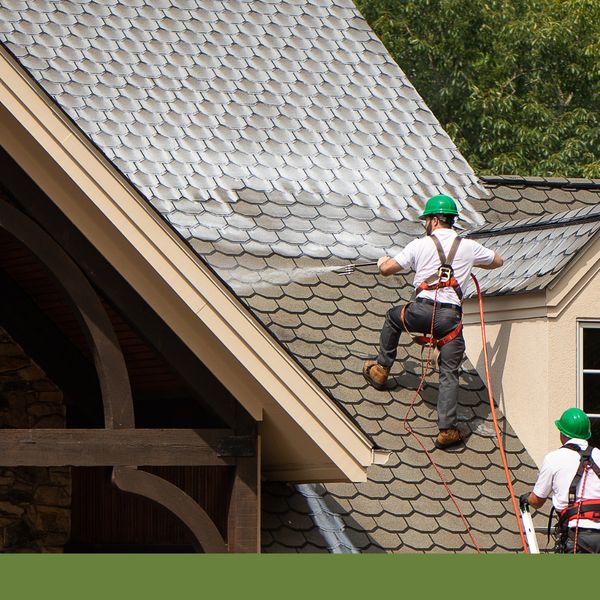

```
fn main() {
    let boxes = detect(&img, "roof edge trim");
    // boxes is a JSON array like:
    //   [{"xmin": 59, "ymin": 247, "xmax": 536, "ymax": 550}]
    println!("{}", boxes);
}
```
[
  {"xmin": 480, "ymin": 175, "xmax": 600, "ymax": 190},
  {"xmin": 546, "ymin": 229, "xmax": 600, "ymax": 318},
  {"xmin": 467, "ymin": 211, "xmax": 600, "ymax": 239}
]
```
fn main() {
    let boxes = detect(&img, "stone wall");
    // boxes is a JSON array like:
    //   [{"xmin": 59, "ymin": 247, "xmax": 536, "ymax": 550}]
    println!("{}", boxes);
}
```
[{"xmin": 0, "ymin": 327, "xmax": 70, "ymax": 552}]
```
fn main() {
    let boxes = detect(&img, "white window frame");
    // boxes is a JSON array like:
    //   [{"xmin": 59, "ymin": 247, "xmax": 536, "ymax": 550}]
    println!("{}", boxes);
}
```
[{"xmin": 576, "ymin": 320, "xmax": 600, "ymax": 419}]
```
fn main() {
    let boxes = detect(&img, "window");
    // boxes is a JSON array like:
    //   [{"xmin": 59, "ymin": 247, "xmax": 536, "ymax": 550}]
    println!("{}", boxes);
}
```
[{"xmin": 578, "ymin": 322, "xmax": 600, "ymax": 447}]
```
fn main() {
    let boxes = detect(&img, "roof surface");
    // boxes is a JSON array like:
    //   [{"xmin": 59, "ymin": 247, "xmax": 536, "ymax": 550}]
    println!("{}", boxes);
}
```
[
  {"xmin": 476, "ymin": 175, "xmax": 600, "ymax": 222},
  {"xmin": 0, "ymin": 0, "xmax": 542, "ymax": 553},
  {"xmin": 464, "ymin": 179, "xmax": 600, "ymax": 296},
  {"xmin": 0, "ymin": 0, "xmax": 485, "ymax": 265}
]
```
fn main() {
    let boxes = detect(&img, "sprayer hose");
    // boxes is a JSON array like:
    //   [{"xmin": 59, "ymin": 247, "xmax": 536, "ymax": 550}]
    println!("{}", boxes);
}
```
[{"xmin": 471, "ymin": 273, "xmax": 529, "ymax": 553}]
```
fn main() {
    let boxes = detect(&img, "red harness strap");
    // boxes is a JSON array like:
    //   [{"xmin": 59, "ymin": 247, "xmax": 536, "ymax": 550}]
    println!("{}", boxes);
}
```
[
  {"xmin": 559, "ymin": 499, "xmax": 600, "ymax": 527},
  {"xmin": 400, "ymin": 304, "xmax": 463, "ymax": 349}
]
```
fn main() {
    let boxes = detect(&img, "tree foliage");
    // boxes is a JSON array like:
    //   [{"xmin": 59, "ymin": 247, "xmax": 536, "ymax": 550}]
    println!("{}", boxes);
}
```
[{"xmin": 356, "ymin": 0, "xmax": 600, "ymax": 176}]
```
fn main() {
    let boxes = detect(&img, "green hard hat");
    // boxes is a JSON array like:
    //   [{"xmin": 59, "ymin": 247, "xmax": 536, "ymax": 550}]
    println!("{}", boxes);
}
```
[
  {"xmin": 419, "ymin": 194, "xmax": 459, "ymax": 219},
  {"xmin": 555, "ymin": 407, "xmax": 591, "ymax": 440}
]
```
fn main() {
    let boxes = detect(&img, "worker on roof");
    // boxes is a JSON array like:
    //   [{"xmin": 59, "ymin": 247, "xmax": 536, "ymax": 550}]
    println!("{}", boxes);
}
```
[
  {"xmin": 363, "ymin": 194, "xmax": 503, "ymax": 449},
  {"xmin": 521, "ymin": 407, "xmax": 600, "ymax": 553}
]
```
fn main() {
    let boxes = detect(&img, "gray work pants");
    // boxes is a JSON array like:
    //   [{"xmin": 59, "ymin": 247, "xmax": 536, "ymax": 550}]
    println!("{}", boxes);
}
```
[
  {"xmin": 376, "ymin": 300, "xmax": 464, "ymax": 430},
  {"xmin": 562, "ymin": 529, "xmax": 600, "ymax": 553}
]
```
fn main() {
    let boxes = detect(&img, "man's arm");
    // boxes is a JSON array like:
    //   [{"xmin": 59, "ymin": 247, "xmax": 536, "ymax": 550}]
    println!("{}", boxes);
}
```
[
  {"xmin": 377, "ymin": 256, "xmax": 404, "ymax": 276},
  {"xmin": 524, "ymin": 454, "xmax": 554, "ymax": 511},
  {"xmin": 474, "ymin": 252, "xmax": 503, "ymax": 270},
  {"xmin": 527, "ymin": 491, "xmax": 547, "ymax": 509}
]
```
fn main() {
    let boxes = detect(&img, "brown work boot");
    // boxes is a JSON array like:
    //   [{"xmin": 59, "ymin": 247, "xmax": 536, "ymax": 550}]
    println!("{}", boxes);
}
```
[
  {"xmin": 362, "ymin": 360, "xmax": 390, "ymax": 391},
  {"xmin": 434, "ymin": 428, "xmax": 464, "ymax": 450}
]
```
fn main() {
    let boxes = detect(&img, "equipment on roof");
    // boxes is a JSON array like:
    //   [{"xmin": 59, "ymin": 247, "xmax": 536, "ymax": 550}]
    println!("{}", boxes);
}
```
[
  {"xmin": 555, "ymin": 407, "xmax": 591, "ymax": 440},
  {"xmin": 331, "ymin": 261, "xmax": 378, "ymax": 275},
  {"xmin": 518, "ymin": 495, "xmax": 540, "ymax": 554},
  {"xmin": 558, "ymin": 444, "xmax": 600, "ymax": 526},
  {"xmin": 546, "ymin": 442, "xmax": 600, "ymax": 553},
  {"xmin": 419, "ymin": 195, "xmax": 459, "ymax": 219},
  {"xmin": 399, "ymin": 302, "xmax": 462, "ymax": 349},
  {"xmin": 416, "ymin": 236, "xmax": 463, "ymax": 300}
]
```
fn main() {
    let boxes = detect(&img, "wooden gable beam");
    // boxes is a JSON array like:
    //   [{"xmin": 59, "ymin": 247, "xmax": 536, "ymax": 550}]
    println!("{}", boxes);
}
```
[
  {"xmin": 0, "ymin": 195, "xmax": 134, "ymax": 429},
  {"xmin": 0, "ymin": 428, "xmax": 255, "ymax": 466},
  {"xmin": 227, "ymin": 407, "xmax": 260, "ymax": 552},
  {"xmin": 112, "ymin": 466, "xmax": 228, "ymax": 553}
]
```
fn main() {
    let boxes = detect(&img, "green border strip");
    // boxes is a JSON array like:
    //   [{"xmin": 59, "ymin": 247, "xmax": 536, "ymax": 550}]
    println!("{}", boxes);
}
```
[{"xmin": 1, "ymin": 554, "xmax": 596, "ymax": 599}]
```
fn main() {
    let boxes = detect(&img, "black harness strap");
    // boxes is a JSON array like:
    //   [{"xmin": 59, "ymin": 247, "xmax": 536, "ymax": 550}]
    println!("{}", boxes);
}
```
[{"xmin": 563, "ymin": 443, "xmax": 600, "ymax": 503}]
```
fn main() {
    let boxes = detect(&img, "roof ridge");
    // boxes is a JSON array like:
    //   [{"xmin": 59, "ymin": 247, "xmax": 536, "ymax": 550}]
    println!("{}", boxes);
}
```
[
  {"xmin": 467, "ymin": 204, "xmax": 600, "ymax": 238},
  {"xmin": 480, "ymin": 175, "xmax": 600, "ymax": 190}
]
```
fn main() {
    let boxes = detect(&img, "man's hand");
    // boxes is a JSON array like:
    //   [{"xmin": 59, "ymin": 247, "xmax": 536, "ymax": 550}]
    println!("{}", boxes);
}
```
[
  {"xmin": 377, "ymin": 256, "xmax": 389, "ymax": 269},
  {"xmin": 519, "ymin": 493, "xmax": 530, "ymax": 511},
  {"xmin": 520, "ymin": 491, "xmax": 546, "ymax": 510}
]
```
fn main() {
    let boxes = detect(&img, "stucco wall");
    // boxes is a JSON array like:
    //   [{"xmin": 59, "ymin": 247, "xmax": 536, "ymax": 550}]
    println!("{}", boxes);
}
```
[
  {"xmin": 463, "ymin": 250, "xmax": 600, "ymax": 466},
  {"xmin": 463, "ymin": 313, "xmax": 550, "ymax": 466},
  {"xmin": 547, "ymin": 264, "xmax": 600, "ymax": 453}
]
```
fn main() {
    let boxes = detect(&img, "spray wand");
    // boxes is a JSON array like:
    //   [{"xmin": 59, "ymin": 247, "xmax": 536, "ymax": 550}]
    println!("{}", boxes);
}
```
[{"xmin": 331, "ymin": 261, "xmax": 379, "ymax": 275}]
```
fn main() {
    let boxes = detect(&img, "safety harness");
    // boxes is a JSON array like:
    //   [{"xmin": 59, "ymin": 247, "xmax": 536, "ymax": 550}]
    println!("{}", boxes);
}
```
[
  {"xmin": 416, "ymin": 236, "xmax": 464, "ymax": 301},
  {"xmin": 547, "ymin": 443, "xmax": 600, "ymax": 553},
  {"xmin": 400, "ymin": 235, "xmax": 464, "ymax": 349},
  {"xmin": 557, "ymin": 444, "xmax": 600, "ymax": 529}
]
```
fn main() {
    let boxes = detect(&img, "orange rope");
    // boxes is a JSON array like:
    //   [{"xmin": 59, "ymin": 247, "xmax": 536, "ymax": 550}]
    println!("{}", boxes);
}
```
[
  {"xmin": 471, "ymin": 273, "xmax": 529, "ymax": 553},
  {"xmin": 402, "ymin": 284, "xmax": 481, "ymax": 553}
]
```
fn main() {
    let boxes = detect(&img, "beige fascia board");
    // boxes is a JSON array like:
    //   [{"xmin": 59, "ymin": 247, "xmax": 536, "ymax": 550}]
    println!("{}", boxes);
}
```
[
  {"xmin": 462, "ymin": 291, "xmax": 547, "ymax": 324},
  {"xmin": 265, "ymin": 448, "xmax": 390, "ymax": 482},
  {"xmin": 0, "ymin": 47, "xmax": 375, "ymax": 480},
  {"xmin": 264, "ymin": 465, "xmax": 356, "ymax": 483},
  {"xmin": 546, "ymin": 231, "xmax": 600, "ymax": 319},
  {"xmin": 264, "ymin": 463, "xmax": 367, "ymax": 483}
]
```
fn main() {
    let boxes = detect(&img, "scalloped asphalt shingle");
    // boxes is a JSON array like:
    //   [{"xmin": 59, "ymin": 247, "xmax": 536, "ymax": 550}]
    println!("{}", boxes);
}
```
[
  {"xmin": 0, "ymin": 1, "xmax": 544, "ymax": 553},
  {"xmin": 477, "ymin": 175, "xmax": 600, "ymax": 222},
  {"xmin": 464, "ymin": 178, "xmax": 600, "ymax": 296}
]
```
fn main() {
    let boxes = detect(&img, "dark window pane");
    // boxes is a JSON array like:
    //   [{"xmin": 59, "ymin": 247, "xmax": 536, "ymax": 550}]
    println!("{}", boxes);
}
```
[
  {"xmin": 583, "ymin": 328, "xmax": 600, "ymax": 370},
  {"xmin": 590, "ymin": 418, "xmax": 600, "ymax": 449},
  {"xmin": 583, "ymin": 374, "xmax": 600, "ymax": 413}
]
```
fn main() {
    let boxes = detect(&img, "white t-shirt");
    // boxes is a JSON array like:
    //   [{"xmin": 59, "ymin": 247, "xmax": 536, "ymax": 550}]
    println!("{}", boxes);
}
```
[
  {"xmin": 392, "ymin": 229, "xmax": 496, "ymax": 306},
  {"xmin": 533, "ymin": 439, "xmax": 600, "ymax": 529}
]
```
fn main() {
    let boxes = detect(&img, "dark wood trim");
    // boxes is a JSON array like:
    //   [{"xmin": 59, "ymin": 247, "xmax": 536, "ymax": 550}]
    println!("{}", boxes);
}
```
[
  {"xmin": 227, "ymin": 454, "xmax": 259, "ymax": 552},
  {"xmin": 0, "ymin": 197, "xmax": 134, "ymax": 429},
  {"xmin": 227, "ymin": 408, "xmax": 259, "ymax": 552},
  {"xmin": 112, "ymin": 466, "xmax": 227, "ymax": 553},
  {"xmin": 0, "ymin": 149, "xmax": 260, "ymax": 552},
  {"xmin": 0, "ymin": 429, "xmax": 243, "ymax": 466},
  {"xmin": 0, "ymin": 148, "xmax": 239, "ymax": 428}
]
